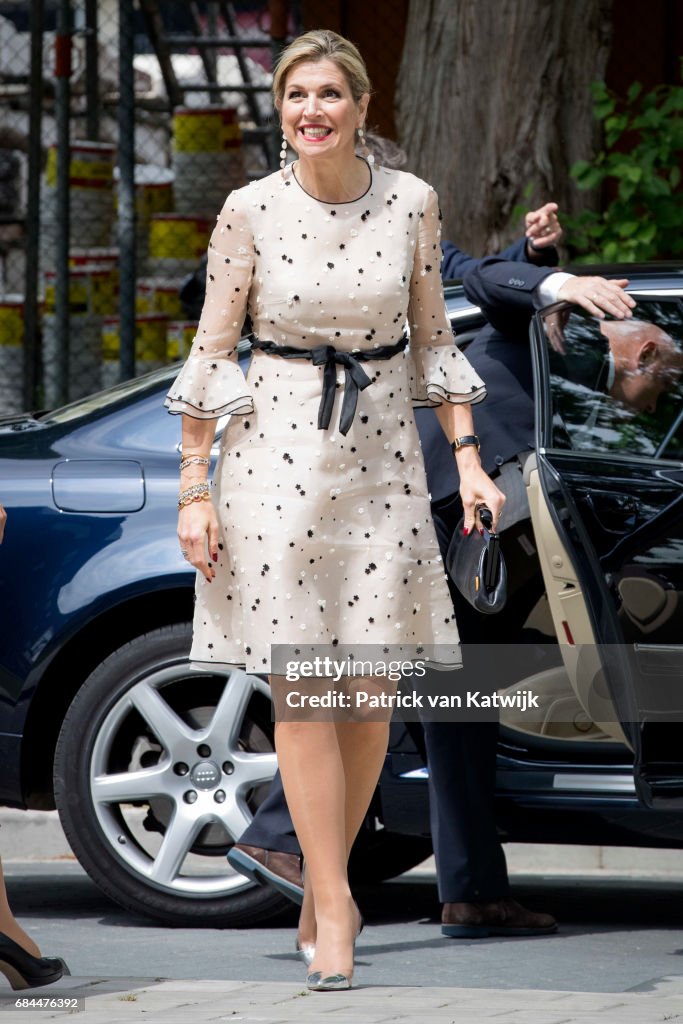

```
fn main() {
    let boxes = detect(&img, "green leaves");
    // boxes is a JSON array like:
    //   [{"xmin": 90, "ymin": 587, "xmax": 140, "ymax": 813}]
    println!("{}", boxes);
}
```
[
  {"xmin": 591, "ymin": 80, "xmax": 615, "ymax": 119},
  {"xmin": 564, "ymin": 70, "xmax": 683, "ymax": 262},
  {"xmin": 572, "ymin": 159, "xmax": 603, "ymax": 189}
]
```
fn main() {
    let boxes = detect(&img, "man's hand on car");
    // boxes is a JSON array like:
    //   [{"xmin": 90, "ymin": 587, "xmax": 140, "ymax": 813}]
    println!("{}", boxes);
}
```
[{"xmin": 557, "ymin": 276, "xmax": 636, "ymax": 320}]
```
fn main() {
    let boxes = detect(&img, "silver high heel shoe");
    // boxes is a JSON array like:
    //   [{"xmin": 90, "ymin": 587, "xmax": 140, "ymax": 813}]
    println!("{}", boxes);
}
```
[
  {"xmin": 297, "ymin": 904, "xmax": 364, "ymax": 967},
  {"xmin": 296, "ymin": 863, "xmax": 317, "ymax": 966},
  {"xmin": 304, "ymin": 905, "xmax": 364, "ymax": 991},
  {"xmin": 306, "ymin": 970, "xmax": 352, "ymax": 991},
  {"xmin": 295, "ymin": 937, "xmax": 316, "ymax": 966}
]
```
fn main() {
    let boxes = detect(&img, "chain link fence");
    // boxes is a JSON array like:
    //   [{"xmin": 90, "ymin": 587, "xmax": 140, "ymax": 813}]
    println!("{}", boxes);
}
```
[
  {"xmin": 2, "ymin": 2, "xmax": 678, "ymax": 414},
  {"xmin": 0, "ymin": 0, "xmax": 302, "ymax": 413}
]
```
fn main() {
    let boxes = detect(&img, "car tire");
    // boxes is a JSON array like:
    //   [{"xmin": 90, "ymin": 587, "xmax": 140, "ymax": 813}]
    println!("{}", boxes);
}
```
[{"xmin": 53, "ymin": 623, "xmax": 291, "ymax": 927}]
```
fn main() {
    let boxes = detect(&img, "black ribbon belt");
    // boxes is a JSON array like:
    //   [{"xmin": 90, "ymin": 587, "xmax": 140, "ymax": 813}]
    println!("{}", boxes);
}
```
[{"xmin": 250, "ymin": 335, "xmax": 408, "ymax": 435}]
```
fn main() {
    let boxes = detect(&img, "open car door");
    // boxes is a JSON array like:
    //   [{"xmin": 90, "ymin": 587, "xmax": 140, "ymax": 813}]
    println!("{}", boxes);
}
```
[{"xmin": 529, "ymin": 295, "xmax": 683, "ymax": 809}]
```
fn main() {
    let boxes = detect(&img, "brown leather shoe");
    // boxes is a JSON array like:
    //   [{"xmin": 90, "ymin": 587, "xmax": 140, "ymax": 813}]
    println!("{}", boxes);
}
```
[
  {"xmin": 227, "ymin": 844, "xmax": 304, "ymax": 905},
  {"xmin": 442, "ymin": 898, "xmax": 558, "ymax": 938}
]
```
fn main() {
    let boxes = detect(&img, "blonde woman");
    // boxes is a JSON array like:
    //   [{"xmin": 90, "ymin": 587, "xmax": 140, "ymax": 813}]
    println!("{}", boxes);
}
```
[{"xmin": 167, "ymin": 30, "xmax": 503, "ymax": 989}]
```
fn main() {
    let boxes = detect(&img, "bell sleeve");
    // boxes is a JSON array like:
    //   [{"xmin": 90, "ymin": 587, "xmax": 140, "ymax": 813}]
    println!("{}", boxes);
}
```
[
  {"xmin": 407, "ymin": 186, "xmax": 487, "ymax": 408},
  {"xmin": 165, "ymin": 190, "xmax": 255, "ymax": 419}
]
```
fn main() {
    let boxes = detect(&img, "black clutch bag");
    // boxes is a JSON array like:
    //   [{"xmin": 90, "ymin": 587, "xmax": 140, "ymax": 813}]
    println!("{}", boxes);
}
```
[{"xmin": 445, "ymin": 506, "xmax": 507, "ymax": 614}]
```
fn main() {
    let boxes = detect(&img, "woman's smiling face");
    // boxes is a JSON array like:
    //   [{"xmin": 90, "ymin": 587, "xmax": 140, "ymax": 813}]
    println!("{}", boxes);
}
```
[{"xmin": 280, "ymin": 58, "xmax": 368, "ymax": 162}]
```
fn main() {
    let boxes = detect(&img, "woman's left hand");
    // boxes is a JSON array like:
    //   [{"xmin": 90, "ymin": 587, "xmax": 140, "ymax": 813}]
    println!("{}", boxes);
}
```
[{"xmin": 458, "ymin": 462, "xmax": 506, "ymax": 535}]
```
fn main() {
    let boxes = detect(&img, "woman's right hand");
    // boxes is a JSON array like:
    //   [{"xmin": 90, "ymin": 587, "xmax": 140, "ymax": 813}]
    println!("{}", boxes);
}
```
[{"xmin": 178, "ymin": 501, "xmax": 219, "ymax": 582}]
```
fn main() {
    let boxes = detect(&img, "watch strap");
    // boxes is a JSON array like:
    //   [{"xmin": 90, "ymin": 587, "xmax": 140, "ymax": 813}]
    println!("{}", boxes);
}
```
[{"xmin": 451, "ymin": 434, "xmax": 480, "ymax": 455}]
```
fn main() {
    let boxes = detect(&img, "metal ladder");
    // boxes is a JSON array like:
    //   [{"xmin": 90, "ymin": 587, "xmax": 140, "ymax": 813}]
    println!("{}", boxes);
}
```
[{"xmin": 138, "ymin": 0, "xmax": 291, "ymax": 171}]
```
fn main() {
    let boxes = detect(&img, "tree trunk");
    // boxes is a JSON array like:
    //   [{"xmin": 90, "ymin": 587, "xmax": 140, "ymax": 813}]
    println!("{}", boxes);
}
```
[{"xmin": 395, "ymin": 0, "xmax": 613, "ymax": 253}]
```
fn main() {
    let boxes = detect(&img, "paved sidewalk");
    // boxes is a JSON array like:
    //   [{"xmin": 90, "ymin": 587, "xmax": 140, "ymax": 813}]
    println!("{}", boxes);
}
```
[
  {"xmin": 2, "ymin": 814, "xmax": 682, "ymax": 1022},
  {"xmin": 2, "ymin": 974, "xmax": 682, "ymax": 1023}
]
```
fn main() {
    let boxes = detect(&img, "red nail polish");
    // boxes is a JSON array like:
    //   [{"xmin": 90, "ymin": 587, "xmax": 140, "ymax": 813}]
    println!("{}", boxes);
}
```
[
  {"xmin": 480, "ymin": 528, "xmax": 484, "ymax": 536},
  {"xmin": 463, "ymin": 527, "xmax": 470, "ymax": 536}
]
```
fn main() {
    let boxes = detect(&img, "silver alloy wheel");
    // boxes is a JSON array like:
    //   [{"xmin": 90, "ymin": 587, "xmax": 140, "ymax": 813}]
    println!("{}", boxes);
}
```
[{"xmin": 89, "ymin": 664, "xmax": 276, "ymax": 897}]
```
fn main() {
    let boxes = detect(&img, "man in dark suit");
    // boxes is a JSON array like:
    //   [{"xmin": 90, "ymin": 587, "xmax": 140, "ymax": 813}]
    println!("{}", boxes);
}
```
[
  {"xmin": 414, "ymin": 254, "xmax": 634, "ymax": 938},
  {"xmin": 228, "ymin": 206, "xmax": 577, "ymax": 942}
]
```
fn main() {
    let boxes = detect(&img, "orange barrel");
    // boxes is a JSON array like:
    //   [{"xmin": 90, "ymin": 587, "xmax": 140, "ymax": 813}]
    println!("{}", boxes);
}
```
[
  {"xmin": 172, "ymin": 106, "xmax": 245, "ymax": 215},
  {"xmin": 0, "ymin": 295, "xmax": 25, "ymax": 413},
  {"xmin": 42, "ymin": 310, "xmax": 104, "ymax": 407},
  {"xmin": 167, "ymin": 320, "xmax": 198, "ymax": 361},
  {"xmin": 101, "ymin": 313, "xmax": 168, "ymax": 385},
  {"xmin": 147, "ymin": 213, "xmax": 212, "ymax": 277},
  {"xmin": 41, "ymin": 141, "xmax": 116, "ymax": 256},
  {"xmin": 136, "ymin": 277, "xmax": 185, "ymax": 318}
]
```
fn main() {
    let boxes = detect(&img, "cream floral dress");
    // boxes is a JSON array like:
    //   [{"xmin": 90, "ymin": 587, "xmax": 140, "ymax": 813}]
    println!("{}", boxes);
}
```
[{"xmin": 166, "ymin": 161, "xmax": 486, "ymax": 673}]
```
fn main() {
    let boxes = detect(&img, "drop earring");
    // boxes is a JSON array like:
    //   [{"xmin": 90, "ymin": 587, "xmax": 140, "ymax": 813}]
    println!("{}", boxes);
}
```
[
  {"xmin": 357, "ymin": 125, "xmax": 374, "ymax": 166},
  {"xmin": 280, "ymin": 131, "xmax": 288, "ymax": 173}
]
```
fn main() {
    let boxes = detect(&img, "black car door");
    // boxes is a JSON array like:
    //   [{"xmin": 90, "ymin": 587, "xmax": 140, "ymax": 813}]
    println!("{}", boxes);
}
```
[{"xmin": 531, "ymin": 295, "xmax": 683, "ymax": 809}]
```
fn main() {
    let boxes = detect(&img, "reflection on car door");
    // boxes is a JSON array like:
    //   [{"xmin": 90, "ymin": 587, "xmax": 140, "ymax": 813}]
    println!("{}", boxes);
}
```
[{"xmin": 530, "ymin": 297, "xmax": 683, "ymax": 809}]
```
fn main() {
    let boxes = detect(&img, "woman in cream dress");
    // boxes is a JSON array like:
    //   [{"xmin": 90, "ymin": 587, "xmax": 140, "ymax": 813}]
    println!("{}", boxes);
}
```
[{"xmin": 167, "ymin": 29, "xmax": 504, "ymax": 990}]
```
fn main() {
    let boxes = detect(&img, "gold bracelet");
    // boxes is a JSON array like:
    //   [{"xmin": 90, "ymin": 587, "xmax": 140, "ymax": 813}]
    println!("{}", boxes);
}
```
[
  {"xmin": 177, "ymin": 491, "xmax": 212, "ymax": 510},
  {"xmin": 177, "ymin": 482, "xmax": 211, "ymax": 510},
  {"xmin": 179, "ymin": 455, "xmax": 210, "ymax": 470}
]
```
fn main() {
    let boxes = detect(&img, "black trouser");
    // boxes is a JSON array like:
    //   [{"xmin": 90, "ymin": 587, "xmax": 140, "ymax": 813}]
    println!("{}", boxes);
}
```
[
  {"xmin": 239, "ymin": 490, "xmax": 542, "ymax": 901},
  {"xmin": 417, "ymin": 491, "xmax": 508, "ymax": 902}
]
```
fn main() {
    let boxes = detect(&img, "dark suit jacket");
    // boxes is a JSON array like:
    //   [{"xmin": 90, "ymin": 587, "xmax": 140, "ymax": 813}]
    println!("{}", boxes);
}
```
[
  {"xmin": 418, "ymin": 244, "xmax": 559, "ymax": 500},
  {"xmin": 440, "ymin": 235, "xmax": 529, "ymax": 283},
  {"xmin": 458, "ymin": 257, "xmax": 561, "ymax": 474}
]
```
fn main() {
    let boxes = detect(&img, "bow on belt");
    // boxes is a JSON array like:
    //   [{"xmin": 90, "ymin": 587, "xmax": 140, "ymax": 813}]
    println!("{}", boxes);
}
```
[{"xmin": 250, "ymin": 335, "xmax": 408, "ymax": 436}]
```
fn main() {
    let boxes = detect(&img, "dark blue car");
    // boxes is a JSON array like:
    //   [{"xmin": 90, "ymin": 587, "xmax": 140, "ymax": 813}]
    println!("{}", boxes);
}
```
[{"xmin": 1, "ymin": 269, "xmax": 682, "ymax": 927}]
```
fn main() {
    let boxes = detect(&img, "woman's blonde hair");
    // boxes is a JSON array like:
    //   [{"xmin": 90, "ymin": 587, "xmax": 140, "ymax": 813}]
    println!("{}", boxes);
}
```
[{"xmin": 272, "ymin": 29, "xmax": 371, "ymax": 109}]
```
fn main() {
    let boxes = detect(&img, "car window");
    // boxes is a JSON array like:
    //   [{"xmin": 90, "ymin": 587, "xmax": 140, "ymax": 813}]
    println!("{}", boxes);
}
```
[
  {"xmin": 42, "ymin": 365, "xmax": 178, "ymax": 424},
  {"xmin": 541, "ymin": 299, "xmax": 683, "ymax": 459},
  {"xmin": 42, "ymin": 337, "xmax": 255, "ymax": 426}
]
